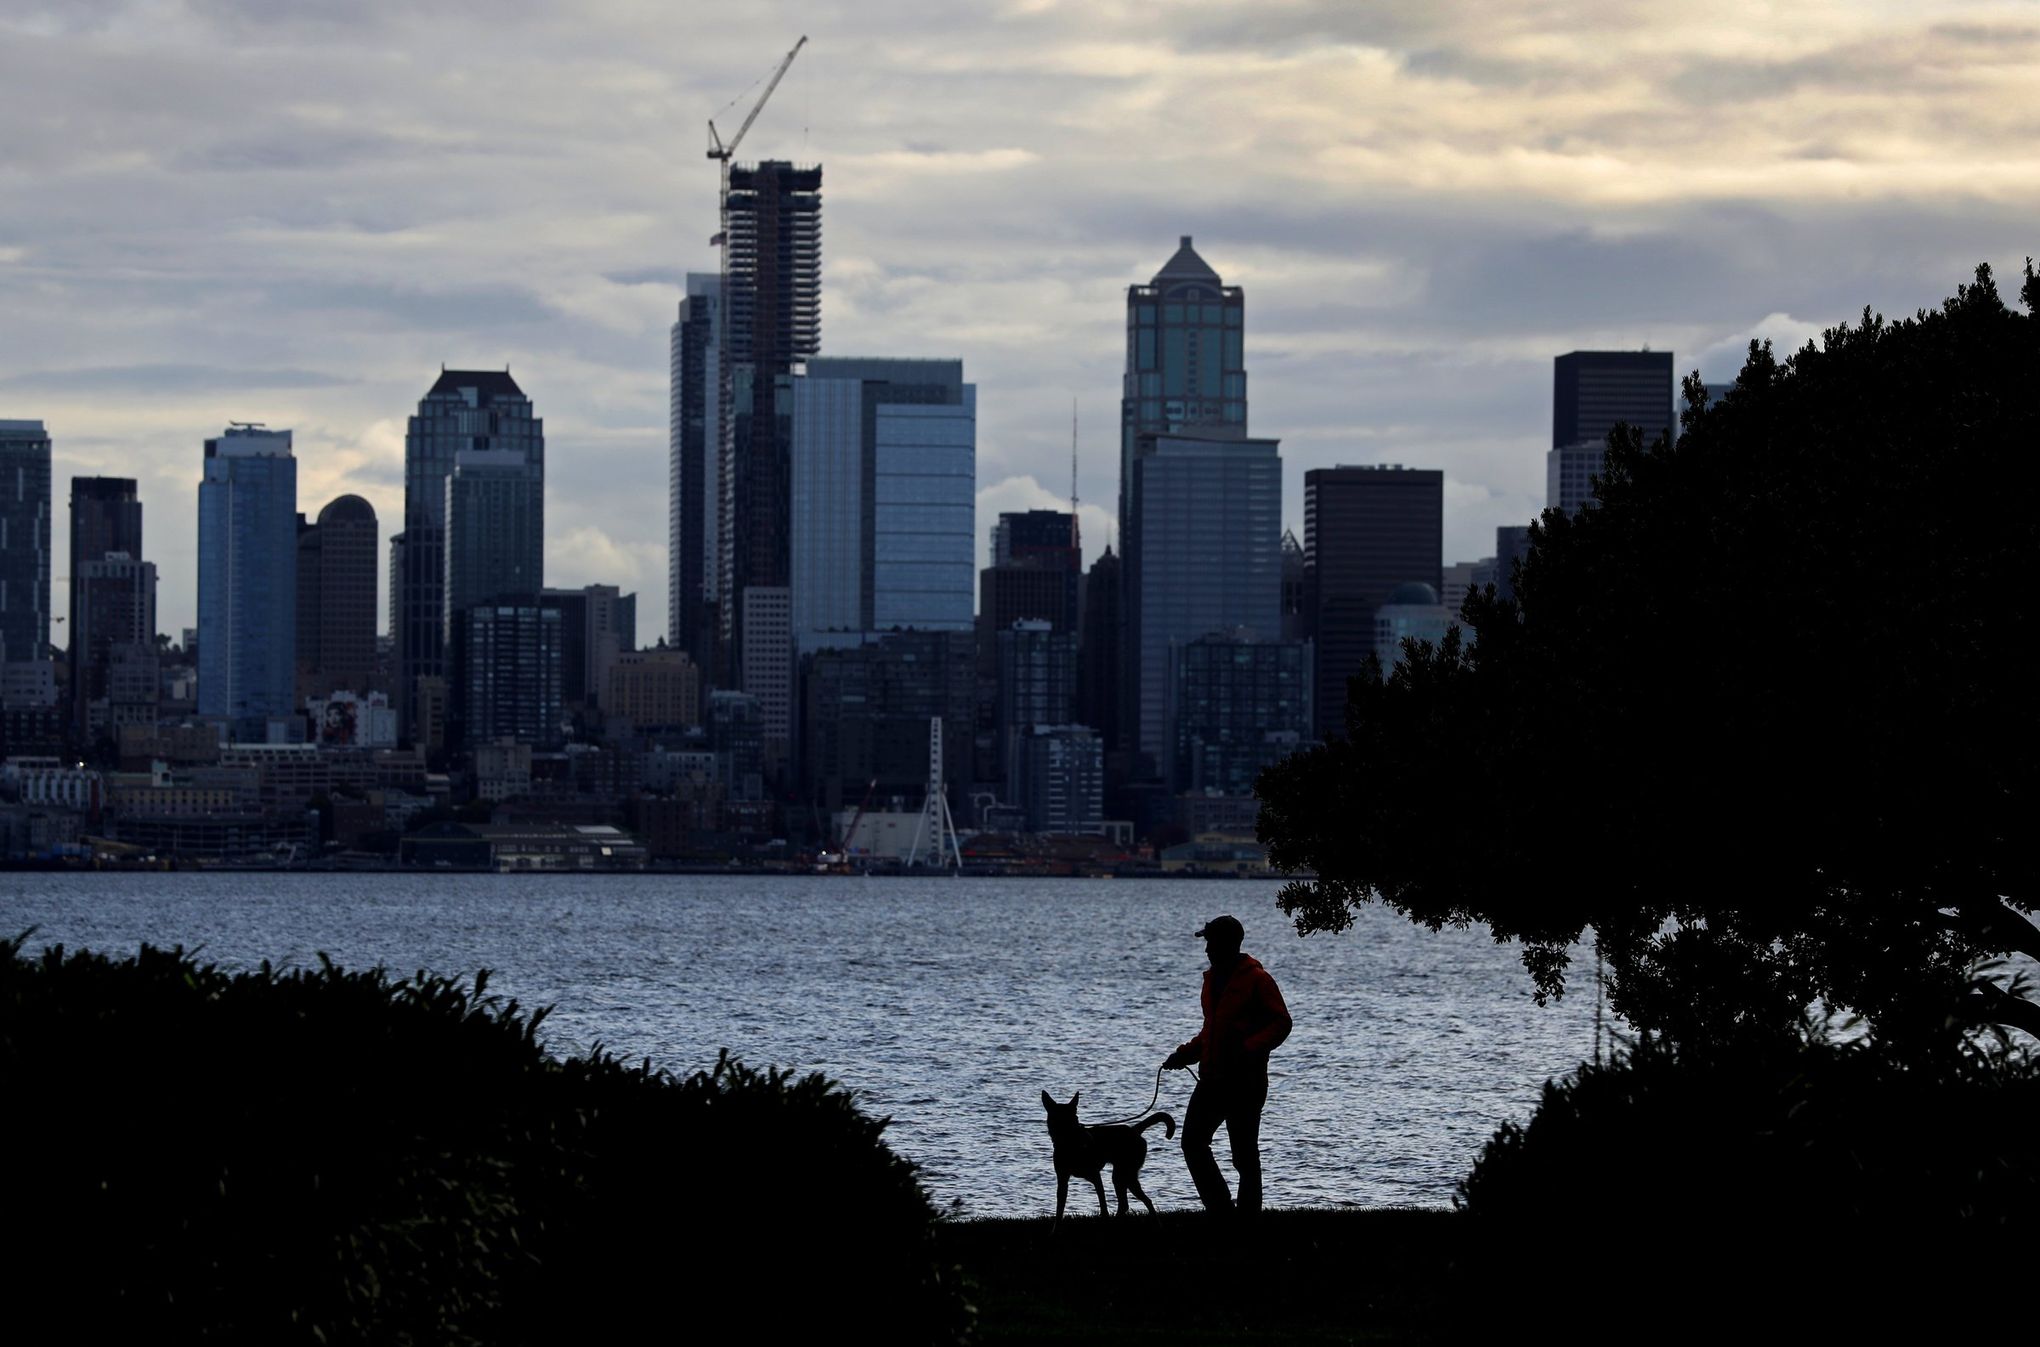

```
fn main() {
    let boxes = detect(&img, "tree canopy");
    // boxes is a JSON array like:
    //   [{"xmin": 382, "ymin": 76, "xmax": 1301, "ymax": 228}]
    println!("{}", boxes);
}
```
[{"xmin": 1258, "ymin": 263, "xmax": 2040, "ymax": 1046}]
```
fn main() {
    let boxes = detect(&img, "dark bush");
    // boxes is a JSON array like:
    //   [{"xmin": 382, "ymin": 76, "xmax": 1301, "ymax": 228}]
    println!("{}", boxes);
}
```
[
  {"xmin": 0, "ymin": 936, "xmax": 972, "ymax": 1345},
  {"xmin": 1454, "ymin": 1022, "xmax": 2040, "ymax": 1328}
]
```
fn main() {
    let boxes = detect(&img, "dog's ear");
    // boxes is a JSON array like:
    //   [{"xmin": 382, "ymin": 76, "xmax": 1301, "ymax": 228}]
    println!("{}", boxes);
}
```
[
  {"xmin": 1041, "ymin": 1090, "xmax": 1054, "ymax": 1110},
  {"xmin": 1070, "ymin": 1092, "xmax": 1079, "ymax": 1107}
]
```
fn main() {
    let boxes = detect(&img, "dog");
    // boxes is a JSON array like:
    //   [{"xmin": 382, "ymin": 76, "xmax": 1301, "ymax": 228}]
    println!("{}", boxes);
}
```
[{"xmin": 1040, "ymin": 1090, "xmax": 1177, "ymax": 1227}]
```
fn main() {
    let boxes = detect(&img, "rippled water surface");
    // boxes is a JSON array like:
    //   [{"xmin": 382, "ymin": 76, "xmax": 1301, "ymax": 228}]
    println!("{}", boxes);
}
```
[{"xmin": 1, "ymin": 873, "xmax": 1604, "ymax": 1217}]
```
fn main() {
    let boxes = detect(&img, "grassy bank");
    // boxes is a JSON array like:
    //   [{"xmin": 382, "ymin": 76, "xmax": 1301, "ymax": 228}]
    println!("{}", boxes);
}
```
[{"xmin": 938, "ymin": 1209, "xmax": 1463, "ymax": 1345}]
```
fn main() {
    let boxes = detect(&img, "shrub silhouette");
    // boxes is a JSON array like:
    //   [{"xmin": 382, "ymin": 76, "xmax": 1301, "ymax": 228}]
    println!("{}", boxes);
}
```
[{"xmin": 0, "ymin": 936, "xmax": 971, "ymax": 1345}]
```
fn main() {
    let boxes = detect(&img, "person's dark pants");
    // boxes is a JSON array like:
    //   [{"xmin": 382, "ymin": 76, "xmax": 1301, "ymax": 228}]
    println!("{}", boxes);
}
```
[{"xmin": 1181, "ymin": 1064, "xmax": 1269, "ymax": 1214}]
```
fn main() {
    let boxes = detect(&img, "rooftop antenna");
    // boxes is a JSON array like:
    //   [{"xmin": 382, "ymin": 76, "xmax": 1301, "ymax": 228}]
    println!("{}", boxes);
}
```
[{"xmin": 1070, "ymin": 396, "xmax": 1082, "ymax": 565}]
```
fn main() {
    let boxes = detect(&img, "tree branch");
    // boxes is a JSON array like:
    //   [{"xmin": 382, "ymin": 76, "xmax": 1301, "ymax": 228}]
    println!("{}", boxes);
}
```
[{"xmin": 1948, "ymin": 899, "xmax": 2040, "ymax": 966}]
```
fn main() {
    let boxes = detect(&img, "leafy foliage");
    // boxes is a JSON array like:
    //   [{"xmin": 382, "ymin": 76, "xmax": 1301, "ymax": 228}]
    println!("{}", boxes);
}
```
[
  {"xmin": 0, "ymin": 935, "xmax": 972, "ymax": 1345},
  {"xmin": 1259, "ymin": 263, "xmax": 2040, "ymax": 1045}
]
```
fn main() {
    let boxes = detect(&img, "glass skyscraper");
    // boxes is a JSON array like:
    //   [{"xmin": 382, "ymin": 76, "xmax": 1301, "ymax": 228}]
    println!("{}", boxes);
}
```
[
  {"xmin": 1549, "ymin": 349, "xmax": 1675, "ymax": 513},
  {"xmin": 0, "ymin": 419, "xmax": 52, "ymax": 668},
  {"xmin": 1118, "ymin": 237, "xmax": 1246, "ymax": 533},
  {"xmin": 789, "ymin": 357, "xmax": 974, "ymax": 643},
  {"xmin": 398, "ymin": 370, "xmax": 542, "ymax": 734},
  {"xmin": 197, "ymin": 425, "xmax": 297, "ymax": 735},
  {"xmin": 670, "ymin": 273, "xmax": 720, "ymax": 666}
]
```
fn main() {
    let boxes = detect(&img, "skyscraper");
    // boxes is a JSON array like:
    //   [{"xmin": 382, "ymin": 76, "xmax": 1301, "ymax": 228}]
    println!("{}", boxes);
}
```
[
  {"xmin": 982, "ymin": 509, "xmax": 1080, "ymax": 636},
  {"xmin": 670, "ymin": 273, "xmax": 721, "ymax": 666},
  {"xmin": 295, "ymin": 494, "xmax": 378, "ymax": 700},
  {"xmin": 719, "ymin": 160, "xmax": 823, "ymax": 669},
  {"xmin": 1118, "ymin": 237, "xmax": 1246, "ymax": 532},
  {"xmin": 72, "ymin": 553, "xmax": 156, "ymax": 745},
  {"xmin": 197, "ymin": 425, "xmax": 297, "ymax": 735},
  {"xmin": 788, "ymin": 357, "xmax": 975, "ymax": 642},
  {"xmin": 1076, "ymin": 545, "xmax": 1122, "ymax": 751},
  {"xmin": 398, "ymin": 370, "xmax": 542, "ymax": 734},
  {"xmin": 1125, "ymin": 432, "xmax": 1283, "ymax": 773},
  {"xmin": 1170, "ymin": 631, "xmax": 1312, "ymax": 795},
  {"xmin": 69, "ymin": 476, "xmax": 145, "ymax": 739},
  {"xmin": 0, "ymin": 420, "xmax": 52, "ymax": 668},
  {"xmin": 1304, "ymin": 465, "xmax": 1442, "ymax": 739},
  {"xmin": 1117, "ymin": 237, "xmax": 1267, "ymax": 778},
  {"xmin": 1549, "ymin": 350, "xmax": 1675, "ymax": 513},
  {"xmin": 450, "ymin": 602, "xmax": 561, "ymax": 749},
  {"xmin": 443, "ymin": 446, "xmax": 543, "ymax": 621}
]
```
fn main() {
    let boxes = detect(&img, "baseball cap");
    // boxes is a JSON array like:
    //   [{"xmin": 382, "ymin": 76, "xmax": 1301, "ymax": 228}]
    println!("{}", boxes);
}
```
[{"xmin": 1195, "ymin": 915, "xmax": 1244, "ymax": 944}]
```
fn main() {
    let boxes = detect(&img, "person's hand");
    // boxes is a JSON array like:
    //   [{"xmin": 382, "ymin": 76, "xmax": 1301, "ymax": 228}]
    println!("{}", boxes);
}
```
[{"xmin": 1162, "ymin": 1049, "xmax": 1187, "ymax": 1071}]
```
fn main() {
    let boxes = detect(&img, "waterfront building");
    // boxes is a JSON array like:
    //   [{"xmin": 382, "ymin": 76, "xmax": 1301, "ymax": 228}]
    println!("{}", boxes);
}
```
[
  {"xmin": 1549, "ymin": 350, "xmax": 1675, "ymax": 514},
  {"xmin": 398, "ymin": 370, "xmax": 542, "ymax": 734},
  {"xmin": 1304, "ymin": 464, "xmax": 1441, "ymax": 739},
  {"xmin": 197, "ymin": 425, "xmax": 297, "ymax": 737},
  {"xmin": 1169, "ymin": 631, "xmax": 1312, "ymax": 796},
  {"xmin": 294, "ymin": 495, "xmax": 378, "ymax": 700},
  {"xmin": 1015, "ymin": 724, "xmax": 1104, "ymax": 836},
  {"xmin": 800, "ymin": 630, "xmax": 974, "ymax": 814},
  {"xmin": 1372, "ymin": 582, "xmax": 1454, "ymax": 674},
  {"xmin": 0, "ymin": 420, "xmax": 52, "ymax": 669},
  {"xmin": 670, "ymin": 273, "xmax": 721, "ymax": 668},
  {"xmin": 789, "ymin": 357, "xmax": 975, "ymax": 642},
  {"xmin": 1124, "ymin": 431, "xmax": 1282, "ymax": 773},
  {"xmin": 720, "ymin": 160, "xmax": 823, "ymax": 671},
  {"xmin": 995, "ymin": 619, "xmax": 1077, "ymax": 800}
]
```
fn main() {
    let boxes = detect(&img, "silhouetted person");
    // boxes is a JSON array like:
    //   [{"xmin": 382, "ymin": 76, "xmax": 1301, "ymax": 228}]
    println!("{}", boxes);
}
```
[{"xmin": 1162, "ymin": 915, "xmax": 1293, "ymax": 1215}]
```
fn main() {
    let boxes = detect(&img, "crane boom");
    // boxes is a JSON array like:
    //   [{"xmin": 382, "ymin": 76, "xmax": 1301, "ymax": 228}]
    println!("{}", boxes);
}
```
[{"xmin": 707, "ymin": 35, "xmax": 808, "ymax": 162}]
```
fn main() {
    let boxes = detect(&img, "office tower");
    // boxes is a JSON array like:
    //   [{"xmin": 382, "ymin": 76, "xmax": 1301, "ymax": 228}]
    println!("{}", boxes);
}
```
[
  {"xmin": 197, "ymin": 425, "xmax": 297, "ymax": 735},
  {"xmin": 1441, "ymin": 558, "xmax": 1497, "ymax": 619},
  {"xmin": 387, "ymin": 534, "xmax": 404, "ymax": 641},
  {"xmin": 1124, "ymin": 432, "xmax": 1282, "ymax": 772},
  {"xmin": 740, "ymin": 586, "xmax": 792, "ymax": 766},
  {"xmin": 720, "ymin": 160, "xmax": 823, "ymax": 666},
  {"xmin": 0, "ymin": 420, "xmax": 52, "ymax": 668},
  {"xmin": 72, "ymin": 554, "xmax": 157, "ymax": 744},
  {"xmin": 1016, "ymin": 724, "xmax": 1103, "ymax": 835},
  {"xmin": 671, "ymin": 273, "xmax": 721, "ymax": 667},
  {"xmin": 995, "ymin": 618, "xmax": 1077, "ymax": 800},
  {"xmin": 1076, "ymin": 546, "xmax": 1121, "ymax": 751},
  {"xmin": 539, "ymin": 584, "xmax": 636, "ymax": 711},
  {"xmin": 399, "ymin": 370, "xmax": 542, "ymax": 733},
  {"xmin": 1119, "ymin": 236, "xmax": 1247, "ymax": 532},
  {"xmin": 1495, "ymin": 524, "xmax": 1533, "ymax": 602},
  {"xmin": 294, "ymin": 495, "xmax": 378, "ymax": 700},
  {"xmin": 1304, "ymin": 465, "xmax": 1443, "ymax": 739},
  {"xmin": 1280, "ymin": 528, "xmax": 1308, "ymax": 643},
  {"xmin": 800, "ymin": 630, "xmax": 974, "ymax": 813},
  {"xmin": 451, "ymin": 602, "xmax": 561, "ymax": 748},
  {"xmin": 1171, "ymin": 631, "xmax": 1313, "ymax": 795},
  {"xmin": 789, "ymin": 357, "xmax": 975, "ymax": 642},
  {"xmin": 1373, "ymin": 582, "xmax": 1453, "ymax": 674},
  {"xmin": 1549, "ymin": 350, "xmax": 1675, "ymax": 513},
  {"xmin": 981, "ymin": 509, "xmax": 1080, "ymax": 636},
  {"xmin": 68, "ymin": 476, "xmax": 145, "ymax": 739},
  {"xmin": 444, "ymin": 446, "xmax": 543, "ymax": 622},
  {"xmin": 606, "ymin": 647, "xmax": 701, "ymax": 730}
]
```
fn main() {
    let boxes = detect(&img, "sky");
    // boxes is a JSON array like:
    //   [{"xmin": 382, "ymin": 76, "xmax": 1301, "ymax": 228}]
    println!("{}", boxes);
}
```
[{"xmin": 4, "ymin": 0, "xmax": 2037, "ymax": 643}]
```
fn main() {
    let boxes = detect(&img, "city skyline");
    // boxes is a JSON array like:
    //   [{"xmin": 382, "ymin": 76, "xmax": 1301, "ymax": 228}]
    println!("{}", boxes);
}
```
[{"xmin": 4, "ymin": 4, "xmax": 2037, "ymax": 641}]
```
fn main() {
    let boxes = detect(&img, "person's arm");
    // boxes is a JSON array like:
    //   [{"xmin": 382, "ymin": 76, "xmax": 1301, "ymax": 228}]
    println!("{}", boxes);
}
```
[
  {"xmin": 1163, "ymin": 1030, "xmax": 1205, "ymax": 1069},
  {"xmin": 1242, "ymin": 970, "xmax": 1292, "ymax": 1055}
]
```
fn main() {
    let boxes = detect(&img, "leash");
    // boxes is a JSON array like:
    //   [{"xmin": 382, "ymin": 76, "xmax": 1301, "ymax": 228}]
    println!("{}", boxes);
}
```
[{"xmin": 1089, "ymin": 1063, "xmax": 1197, "ymax": 1127}]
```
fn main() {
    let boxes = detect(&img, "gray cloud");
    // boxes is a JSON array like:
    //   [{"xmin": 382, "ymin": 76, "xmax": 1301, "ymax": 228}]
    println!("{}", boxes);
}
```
[{"xmin": 0, "ymin": 365, "xmax": 357, "ymax": 394}]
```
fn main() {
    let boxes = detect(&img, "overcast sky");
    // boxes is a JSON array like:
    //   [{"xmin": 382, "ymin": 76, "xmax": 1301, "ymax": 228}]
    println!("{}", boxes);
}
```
[{"xmin": 5, "ymin": 0, "xmax": 2036, "ymax": 642}]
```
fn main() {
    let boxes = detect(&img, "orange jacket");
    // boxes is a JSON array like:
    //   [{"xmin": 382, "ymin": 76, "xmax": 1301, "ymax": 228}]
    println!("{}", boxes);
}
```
[{"xmin": 1171, "ymin": 954, "xmax": 1292, "ymax": 1083}]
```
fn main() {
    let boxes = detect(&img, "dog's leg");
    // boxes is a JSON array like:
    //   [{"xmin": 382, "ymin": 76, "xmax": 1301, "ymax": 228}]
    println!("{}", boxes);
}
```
[
  {"xmin": 1054, "ymin": 1173, "xmax": 1069, "ymax": 1230},
  {"xmin": 1089, "ymin": 1173, "xmax": 1108, "ymax": 1218},
  {"xmin": 1127, "ymin": 1171, "xmax": 1158, "ymax": 1217}
]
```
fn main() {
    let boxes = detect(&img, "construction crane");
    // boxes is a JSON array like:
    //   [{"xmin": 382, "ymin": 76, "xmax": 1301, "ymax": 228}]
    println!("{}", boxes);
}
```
[
  {"xmin": 841, "ymin": 777, "xmax": 879, "ymax": 857},
  {"xmin": 707, "ymin": 36, "xmax": 808, "ymax": 165}
]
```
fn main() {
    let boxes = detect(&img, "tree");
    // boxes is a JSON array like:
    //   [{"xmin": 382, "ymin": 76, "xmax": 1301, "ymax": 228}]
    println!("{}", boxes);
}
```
[{"xmin": 1258, "ymin": 263, "xmax": 2040, "ymax": 1046}]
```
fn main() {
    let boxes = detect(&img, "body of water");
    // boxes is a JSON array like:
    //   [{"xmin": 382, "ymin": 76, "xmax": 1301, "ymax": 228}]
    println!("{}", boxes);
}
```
[{"xmin": 0, "ymin": 873, "xmax": 1603, "ymax": 1218}]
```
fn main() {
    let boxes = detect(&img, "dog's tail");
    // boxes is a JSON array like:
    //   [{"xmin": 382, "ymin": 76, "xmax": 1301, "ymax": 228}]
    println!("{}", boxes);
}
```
[{"xmin": 1135, "ymin": 1111, "xmax": 1177, "ymax": 1140}]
